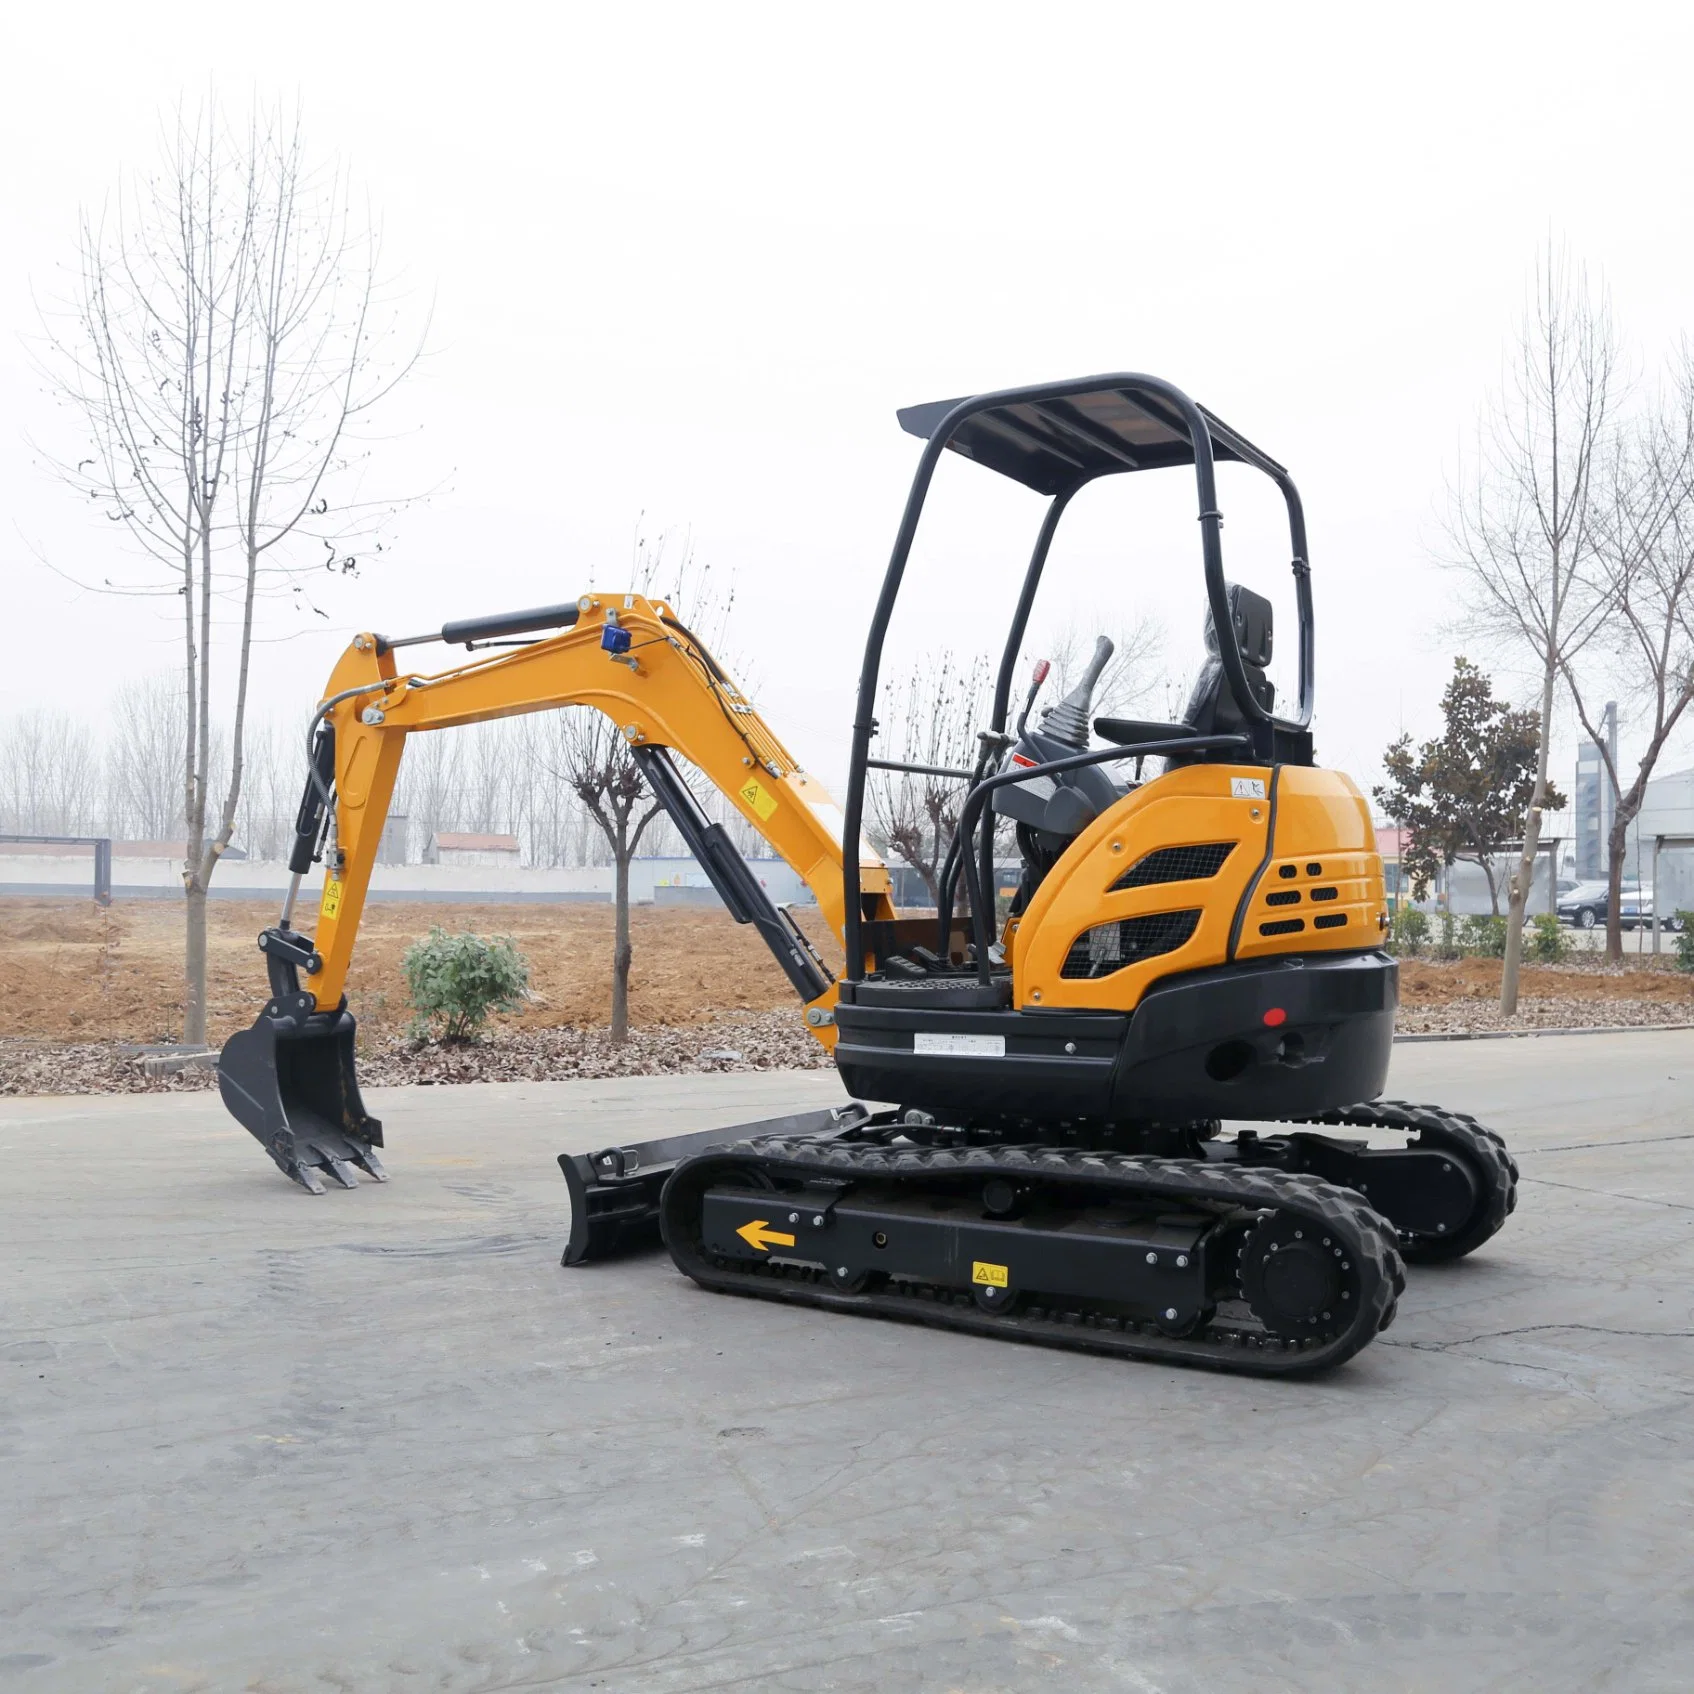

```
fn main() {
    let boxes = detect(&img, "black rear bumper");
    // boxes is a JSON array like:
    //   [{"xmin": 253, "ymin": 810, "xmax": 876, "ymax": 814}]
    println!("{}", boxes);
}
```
[{"xmin": 831, "ymin": 950, "xmax": 1397, "ymax": 1127}]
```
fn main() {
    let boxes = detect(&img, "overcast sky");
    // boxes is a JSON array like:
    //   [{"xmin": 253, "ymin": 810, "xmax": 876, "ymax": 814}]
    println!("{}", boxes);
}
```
[{"xmin": 4, "ymin": 1, "xmax": 1693, "ymax": 812}]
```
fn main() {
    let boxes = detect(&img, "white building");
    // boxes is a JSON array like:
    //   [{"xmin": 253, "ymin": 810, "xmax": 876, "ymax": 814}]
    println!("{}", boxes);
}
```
[
  {"xmin": 1631, "ymin": 767, "xmax": 1694, "ymax": 912},
  {"xmin": 425, "ymin": 831, "xmax": 522, "ymax": 867}
]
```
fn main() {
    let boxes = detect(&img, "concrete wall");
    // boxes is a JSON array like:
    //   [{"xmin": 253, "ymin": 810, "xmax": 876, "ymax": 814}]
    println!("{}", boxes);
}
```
[
  {"xmin": 1426, "ymin": 856, "xmax": 1563, "ymax": 918},
  {"xmin": 632, "ymin": 856, "xmax": 815, "ymax": 906},
  {"xmin": 0, "ymin": 851, "xmax": 819, "ymax": 907}
]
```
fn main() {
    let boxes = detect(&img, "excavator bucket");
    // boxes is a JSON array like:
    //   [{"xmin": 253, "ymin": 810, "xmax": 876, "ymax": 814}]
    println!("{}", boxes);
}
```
[{"xmin": 217, "ymin": 1006, "xmax": 386, "ymax": 1193}]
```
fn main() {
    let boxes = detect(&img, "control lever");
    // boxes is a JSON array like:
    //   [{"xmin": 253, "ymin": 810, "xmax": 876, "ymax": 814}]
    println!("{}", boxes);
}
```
[
  {"xmin": 1040, "ymin": 636, "xmax": 1114, "ymax": 749},
  {"xmin": 1015, "ymin": 658, "xmax": 1052, "ymax": 737}
]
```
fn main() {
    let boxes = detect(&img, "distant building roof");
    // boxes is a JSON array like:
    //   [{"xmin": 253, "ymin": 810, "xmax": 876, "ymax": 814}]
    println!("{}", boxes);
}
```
[{"xmin": 430, "ymin": 832, "xmax": 519, "ymax": 852}]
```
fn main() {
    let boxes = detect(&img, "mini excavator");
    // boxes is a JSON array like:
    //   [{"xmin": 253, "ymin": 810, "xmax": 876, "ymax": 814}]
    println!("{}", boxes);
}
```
[{"xmin": 218, "ymin": 373, "xmax": 1517, "ymax": 1376}]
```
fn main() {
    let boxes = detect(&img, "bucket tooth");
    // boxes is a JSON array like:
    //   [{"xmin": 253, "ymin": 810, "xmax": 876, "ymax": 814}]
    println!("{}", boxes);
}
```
[
  {"xmin": 218, "ymin": 1005, "xmax": 384, "ymax": 1193},
  {"xmin": 323, "ymin": 1155, "xmax": 360, "ymax": 1190}
]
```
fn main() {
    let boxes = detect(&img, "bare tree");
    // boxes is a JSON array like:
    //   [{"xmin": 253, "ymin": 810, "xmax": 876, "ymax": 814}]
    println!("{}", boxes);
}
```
[
  {"xmin": 36, "ymin": 97, "xmax": 420, "ymax": 1042},
  {"xmin": 391, "ymin": 726, "xmax": 465, "ymax": 862},
  {"xmin": 1446, "ymin": 247, "xmax": 1617, "ymax": 1012},
  {"xmin": 1564, "ymin": 358, "xmax": 1694, "ymax": 958},
  {"xmin": 1038, "ymin": 612, "xmax": 1167, "ymax": 721},
  {"xmin": 232, "ymin": 715, "xmax": 302, "ymax": 860},
  {"xmin": 553, "ymin": 713, "xmax": 665, "ymax": 1041},
  {"xmin": 541, "ymin": 528, "xmax": 738, "ymax": 1041},
  {"xmin": 0, "ymin": 710, "xmax": 104, "ymax": 835},
  {"xmin": 103, "ymin": 674, "xmax": 193, "ymax": 839},
  {"xmin": 869, "ymin": 651, "xmax": 995, "ymax": 904}
]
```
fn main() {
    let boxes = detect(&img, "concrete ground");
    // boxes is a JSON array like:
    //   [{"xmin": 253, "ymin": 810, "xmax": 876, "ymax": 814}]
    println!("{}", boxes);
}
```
[{"xmin": 3, "ymin": 1036, "xmax": 1692, "ymax": 1694}]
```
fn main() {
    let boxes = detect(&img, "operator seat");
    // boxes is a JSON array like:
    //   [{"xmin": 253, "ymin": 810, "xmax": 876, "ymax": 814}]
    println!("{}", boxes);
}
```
[
  {"xmin": 1177, "ymin": 582, "xmax": 1275, "ymax": 738},
  {"xmin": 1093, "ymin": 582, "xmax": 1274, "ymax": 760}
]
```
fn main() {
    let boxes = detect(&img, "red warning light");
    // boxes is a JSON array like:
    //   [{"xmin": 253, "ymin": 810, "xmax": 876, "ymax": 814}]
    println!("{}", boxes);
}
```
[{"xmin": 1263, "ymin": 1007, "xmax": 1287, "ymax": 1027}]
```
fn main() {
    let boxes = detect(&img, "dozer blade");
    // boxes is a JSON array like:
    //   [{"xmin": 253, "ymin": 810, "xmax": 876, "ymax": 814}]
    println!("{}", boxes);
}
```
[
  {"xmin": 557, "ymin": 1102, "xmax": 884, "ymax": 1265},
  {"xmin": 218, "ymin": 1005, "xmax": 386, "ymax": 1193}
]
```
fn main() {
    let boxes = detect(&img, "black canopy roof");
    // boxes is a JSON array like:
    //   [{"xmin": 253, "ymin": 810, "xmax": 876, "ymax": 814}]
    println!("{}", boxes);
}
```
[{"xmin": 896, "ymin": 383, "xmax": 1285, "ymax": 497}]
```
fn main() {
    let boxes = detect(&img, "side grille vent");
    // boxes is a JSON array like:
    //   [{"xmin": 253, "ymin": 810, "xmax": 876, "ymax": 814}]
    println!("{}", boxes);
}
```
[
  {"xmin": 1265, "ymin": 889, "xmax": 1301, "ymax": 907},
  {"xmin": 1061, "ymin": 909, "xmax": 1201, "ymax": 979},
  {"xmin": 1314, "ymin": 912, "xmax": 1347, "ymax": 930},
  {"xmin": 1110, "ymin": 842, "xmax": 1235, "ymax": 891},
  {"xmin": 1259, "ymin": 917, "xmax": 1305, "ymax": 937}
]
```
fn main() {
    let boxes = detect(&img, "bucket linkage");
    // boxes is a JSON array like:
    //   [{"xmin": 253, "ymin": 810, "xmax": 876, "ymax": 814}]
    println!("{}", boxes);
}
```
[{"xmin": 218, "ymin": 970, "xmax": 386, "ymax": 1195}]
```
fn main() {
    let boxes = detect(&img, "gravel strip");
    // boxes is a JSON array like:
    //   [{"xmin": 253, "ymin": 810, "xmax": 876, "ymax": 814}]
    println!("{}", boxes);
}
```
[
  {"xmin": 5, "ymin": 991, "xmax": 1691, "ymax": 1099},
  {"xmin": 0, "ymin": 1010, "xmax": 831, "ymax": 1098},
  {"xmin": 1395, "ymin": 996, "xmax": 1694, "ymax": 1035}
]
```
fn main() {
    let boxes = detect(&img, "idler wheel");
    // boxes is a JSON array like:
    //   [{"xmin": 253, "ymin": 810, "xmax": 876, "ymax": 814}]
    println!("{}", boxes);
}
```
[{"xmin": 1239, "ymin": 1212, "xmax": 1352, "ymax": 1340}]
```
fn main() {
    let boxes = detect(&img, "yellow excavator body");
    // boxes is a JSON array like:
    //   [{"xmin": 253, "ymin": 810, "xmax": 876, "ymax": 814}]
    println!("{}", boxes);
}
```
[
  {"xmin": 215, "ymin": 371, "xmax": 1514, "ymax": 1379},
  {"xmin": 1012, "ymin": 762, "xmax": 1383, "ymax": 1013}
]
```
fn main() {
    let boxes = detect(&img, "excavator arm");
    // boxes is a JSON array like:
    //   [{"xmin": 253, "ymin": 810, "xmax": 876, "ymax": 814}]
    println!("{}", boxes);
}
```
[{"xmin": 218, "ymin": 590, "xmax": 894, "ymax": 1192}]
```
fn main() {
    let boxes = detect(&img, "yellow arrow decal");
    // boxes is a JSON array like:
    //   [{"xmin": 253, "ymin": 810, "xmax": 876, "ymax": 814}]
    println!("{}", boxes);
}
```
[{"xmin": 735, "ymin": 1218, "xmax": 796, "ymax": 1252}]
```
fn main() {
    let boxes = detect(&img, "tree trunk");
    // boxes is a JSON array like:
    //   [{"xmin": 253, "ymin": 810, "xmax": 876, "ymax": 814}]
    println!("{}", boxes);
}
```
[
  {"xmin": 1472, "ymin": 857, "xmax": 1502, "ymax": 917},
  {"xmin": 183, "ymin": 882, "xmax": 209, "ymax": 1045},
  {"xmin": 1501, "ymin": 659, "xmax": 1557, "ymax": 1014},
  {"xmin": 1603, "ymin": 812, "xmax": 1631, "ymax": 963},
  {"xmin": 611, "ymin": 848, "xmax": 632, "ymax": 1044}
]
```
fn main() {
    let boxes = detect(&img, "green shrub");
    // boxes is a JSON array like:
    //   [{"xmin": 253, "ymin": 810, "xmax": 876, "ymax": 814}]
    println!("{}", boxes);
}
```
[
  {"xmin": 1461, "ymin": 914, "xmax": 1508, "ymax": 958},
  {"xmin": 1389, "ymin": 905, "xmax": 1429, "ymax": 955},
  {"xmin": 402, "ymin": 927, "xmax": 531, "ymax": 1043},
  {"xmin": 1675, "ymin": 913, "xmax": 1694, "ymax": 974},
  {"xmin": 1527, "ymin": 911, "xmax": 1571, "ymax": 963},
  {"xmin": 1433, "ymin": 909, "xmax": 1461, "ymax": 961}
]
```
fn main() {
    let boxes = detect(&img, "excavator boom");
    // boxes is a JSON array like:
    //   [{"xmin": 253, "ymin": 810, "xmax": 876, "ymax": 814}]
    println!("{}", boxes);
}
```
[
  {"xmin": 218, "ymin": 591, "xmax": 894, "ymax": 1192},
  {"xmin": 299, "ymin": 591, "xmax": 890, "ymax": 1014}
]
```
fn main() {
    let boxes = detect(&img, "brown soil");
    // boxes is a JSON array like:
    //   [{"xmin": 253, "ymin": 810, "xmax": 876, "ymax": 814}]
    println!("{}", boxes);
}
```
[
  {"xmin": 1397, "ymin": 954, "xmax": 1694, "ymax": 1008},
  {"xmin": 0, "ymin": 897, "xmax": 839, "ymax": 1046},
  {"xmin": 2, "ymin": 896, "xmax": 1689, "ymax": 1058}
]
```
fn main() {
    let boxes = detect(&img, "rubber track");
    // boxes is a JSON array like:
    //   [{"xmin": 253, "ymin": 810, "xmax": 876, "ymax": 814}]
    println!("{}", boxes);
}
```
[
  {"xmin": 1290, "ymin": 1098, "xmax": 1518, "ymax": 1264},
  {"xmin": 662, "ymin": 1138, "xmax": 1407, "ymax": 1377}
]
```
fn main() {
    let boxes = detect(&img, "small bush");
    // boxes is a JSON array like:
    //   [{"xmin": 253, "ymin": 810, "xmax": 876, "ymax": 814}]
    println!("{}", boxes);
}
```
[
  {"xmin": 1433, "ymin": 909, "xmax": 1461, "ymax": 961},
  {"xmin": 1389, "ymin": 905, "xmax": 1429, "ymax": 956},
  {"xmin": 1527, "ymin": 911, "xmax": 1571, "ymax": 964},
  {"xmin": 403, "ymin": 927, "xmax": 531, "ymax": 1043},
  {"xmin": 1675, "ymin": 913, "xmax": 1694, "ymax": 974},
  {"xmin": 1462, "ymin": 914, "xmax": 1508, "ymax": 958}
]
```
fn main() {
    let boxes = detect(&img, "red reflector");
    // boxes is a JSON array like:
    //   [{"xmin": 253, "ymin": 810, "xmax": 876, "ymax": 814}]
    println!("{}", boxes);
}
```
[
  {"xmin": 1011, "ymin": 753, "xmax": 1037, "ymax": 768},
  {"xmin": 1263, "ymin": 1007, "xmax": 1287, "ymax": 1027}
]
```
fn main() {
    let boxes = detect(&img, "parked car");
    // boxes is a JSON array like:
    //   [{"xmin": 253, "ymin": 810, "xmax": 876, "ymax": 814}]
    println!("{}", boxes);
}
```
[
  {"xmin": 1558, "ymin": 881, "xmax": 1686, "ymax": 931},
  {"xmin": 1557, "ymin": 881, "xmax": 1616, "ymax": 929},
  {"xmin": 1620, "ymin": 887, "xmax": 1684, "ymax": 932}
]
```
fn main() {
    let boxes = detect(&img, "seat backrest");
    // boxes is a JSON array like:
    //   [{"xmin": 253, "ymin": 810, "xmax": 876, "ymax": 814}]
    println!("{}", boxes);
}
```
[{"xmin": 1178, "ymin": 583, "xmax": 1275, "ymax": 742}]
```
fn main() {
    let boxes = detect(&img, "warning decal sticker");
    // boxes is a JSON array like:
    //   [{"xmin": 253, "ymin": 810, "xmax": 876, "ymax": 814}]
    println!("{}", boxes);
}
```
[{"xmin": 739, "ymin": 778, "xmax": 779, "ymax": 821}]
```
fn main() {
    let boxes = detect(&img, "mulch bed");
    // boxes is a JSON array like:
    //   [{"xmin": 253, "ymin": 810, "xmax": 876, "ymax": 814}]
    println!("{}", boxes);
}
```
[
  {"xmin": 4, "ymin": 963, "xmax": 1690, "ymax": 1098},
  {"xmin": 1395, "ymin": 996, "xmax": 1693, "ymax": 1036},
  {"xmin": 0, "ymin": 1010, "xmax": 831, "ymax": 1098}
]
